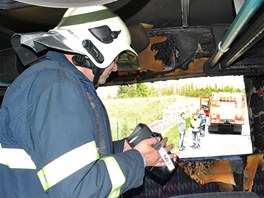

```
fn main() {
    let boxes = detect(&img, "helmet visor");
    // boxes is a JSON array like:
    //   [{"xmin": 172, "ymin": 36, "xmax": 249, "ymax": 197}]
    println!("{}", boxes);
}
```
[{"xmin": 115, "ymin": 50, "xmax": 140, "ymax": 72}]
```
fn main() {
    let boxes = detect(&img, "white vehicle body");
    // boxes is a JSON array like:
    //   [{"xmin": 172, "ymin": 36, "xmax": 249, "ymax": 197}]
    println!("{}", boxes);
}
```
[{"xmin": 209, "ymin": 92, "xmax": 245, "ymax": 133}]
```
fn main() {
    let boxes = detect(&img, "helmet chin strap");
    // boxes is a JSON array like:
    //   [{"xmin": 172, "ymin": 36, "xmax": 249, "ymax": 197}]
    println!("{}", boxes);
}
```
[
  {"xmin": 93, "ymin": 67, "xmax": 105, "ymax": 89},
  {"xmin": 72, "ymin": 54, "xmax": 105, "ymax": 88}
]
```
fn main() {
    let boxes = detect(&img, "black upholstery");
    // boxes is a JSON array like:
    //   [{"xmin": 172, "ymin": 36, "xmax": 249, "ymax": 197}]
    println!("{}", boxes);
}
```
[{"xmin": 170, "ymin": 191, "xmax": 260, "ymax": 198}]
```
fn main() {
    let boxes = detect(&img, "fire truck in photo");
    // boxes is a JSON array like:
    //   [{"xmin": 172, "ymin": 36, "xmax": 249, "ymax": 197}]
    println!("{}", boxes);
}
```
[
  {"xmin": 200, "ymin": 97, "xmax": 210, "ymax": 117},
  {"xmin": 208, "ymin": 92, "xmax": 246, "ymax": 133}
]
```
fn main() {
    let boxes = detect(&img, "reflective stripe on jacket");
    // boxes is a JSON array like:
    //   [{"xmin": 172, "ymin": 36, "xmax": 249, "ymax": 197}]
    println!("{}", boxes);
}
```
[{"xmin": 190, "ymin": 118, "xmax": 201, "ymax": 132}]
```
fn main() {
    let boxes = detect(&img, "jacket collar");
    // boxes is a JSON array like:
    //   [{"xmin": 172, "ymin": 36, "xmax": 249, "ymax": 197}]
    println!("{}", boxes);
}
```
[{"xmin": 45, "ymin": 51, "xmax": 95, "ymax": 91}]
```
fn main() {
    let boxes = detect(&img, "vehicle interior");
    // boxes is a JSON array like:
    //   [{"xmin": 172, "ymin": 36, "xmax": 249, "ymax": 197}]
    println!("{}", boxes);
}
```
[{"xmin": 1, "ymin": 0, "xmax": 264, "ymax": 197}]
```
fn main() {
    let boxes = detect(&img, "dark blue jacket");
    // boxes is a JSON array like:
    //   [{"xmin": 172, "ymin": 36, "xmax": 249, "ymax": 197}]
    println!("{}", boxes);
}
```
[{"xmin": 0, "ymin": 51, "xmax": 145, "ymax": 198}]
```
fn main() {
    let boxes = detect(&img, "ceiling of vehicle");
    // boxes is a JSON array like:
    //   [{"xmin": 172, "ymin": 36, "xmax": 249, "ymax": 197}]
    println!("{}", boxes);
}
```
[{"xmin": 0, "ymin": 0, "xmax": 264, "ymax": 87}]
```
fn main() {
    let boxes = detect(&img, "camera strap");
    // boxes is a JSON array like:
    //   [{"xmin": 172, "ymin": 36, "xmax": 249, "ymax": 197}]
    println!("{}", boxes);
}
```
[{"xmin": 159, "ymin": 147, "xmax": 175, "ymax": 171}]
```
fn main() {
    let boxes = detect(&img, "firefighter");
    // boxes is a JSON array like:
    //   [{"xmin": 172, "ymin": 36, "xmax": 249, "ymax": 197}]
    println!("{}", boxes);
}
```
[
  {"xmin": 190, "ymin": 112, "xmax": 202, "ymax": 149},
  {"xmin": 0, "ymin": 5, "xmax": 177, "ymax": 198},
  {"xmin": 198, "ymin": 109, "xmax": 206, "ymax": 137}
]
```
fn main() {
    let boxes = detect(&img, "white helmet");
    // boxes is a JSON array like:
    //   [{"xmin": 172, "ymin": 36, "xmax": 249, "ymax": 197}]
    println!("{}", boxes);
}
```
[{"xmin": 36, "ymin": 5, "xmax": 138, "ymax": 69}]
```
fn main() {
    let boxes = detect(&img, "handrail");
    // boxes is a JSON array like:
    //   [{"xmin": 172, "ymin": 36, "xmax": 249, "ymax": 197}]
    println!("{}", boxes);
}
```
[
  {"xmin": 205, "ymin": 0, "xmax": 264, "ymax": 68},
  {"xmin": 0, "ymin": 81, "xmax": 11, "ymax": 87}
]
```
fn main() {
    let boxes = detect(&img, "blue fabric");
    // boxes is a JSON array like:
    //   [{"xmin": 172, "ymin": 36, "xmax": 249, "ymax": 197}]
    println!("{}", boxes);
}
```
[
  {"xmin": 0, "ymin": 51, "xmax": 145, "ymax": 198},
  {"xmin": 179, "ymin": 130, "xmax": 186, "ymax": 149}
]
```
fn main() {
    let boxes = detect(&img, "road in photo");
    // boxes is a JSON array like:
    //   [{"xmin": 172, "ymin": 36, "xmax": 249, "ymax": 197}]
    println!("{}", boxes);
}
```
[{"xmin": 175, "ymin": 110, "xmax": 253, "ymax": 159}]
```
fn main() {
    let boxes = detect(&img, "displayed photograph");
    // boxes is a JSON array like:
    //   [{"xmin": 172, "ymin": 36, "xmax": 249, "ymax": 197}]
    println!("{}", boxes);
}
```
[{"xmin": 98, "ymin": 75, "xmax": 253, "ymax": 161}]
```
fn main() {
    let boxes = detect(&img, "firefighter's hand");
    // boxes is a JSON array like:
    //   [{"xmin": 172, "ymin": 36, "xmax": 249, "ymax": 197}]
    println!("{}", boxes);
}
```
[
  {"xmin": 134, "ymin": 137, "xmax": 177, "ymax": 167},
  {"xmin": 134, "ymin": 137, "xmax": 161, "ymax": 167},
  {"xmin": 153, "ymin": 137, "xmax": 178, "ymax": 167},
  {"xmin": 123, "ymin": 139, "xmax": 132, "ymax": 152}
]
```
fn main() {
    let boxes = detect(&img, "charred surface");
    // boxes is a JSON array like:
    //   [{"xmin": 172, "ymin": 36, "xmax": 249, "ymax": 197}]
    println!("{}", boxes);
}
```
[{"xmin": 106, "ymin": 27, "xmax": 215, "ymax": 85}]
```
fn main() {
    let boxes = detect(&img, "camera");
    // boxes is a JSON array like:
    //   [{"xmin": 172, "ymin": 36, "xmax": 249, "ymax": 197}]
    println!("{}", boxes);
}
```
[{"xmin": 127, "ymin": 123, "xmax": 178, "ymax": 185}]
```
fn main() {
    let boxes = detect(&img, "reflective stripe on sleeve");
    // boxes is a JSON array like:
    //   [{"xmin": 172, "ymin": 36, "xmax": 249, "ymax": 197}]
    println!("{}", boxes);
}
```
[
  {"xmin": 37, "ymin": 141, "xmax": 99, "ymax": 191},
  {"xmin": 101, "ymin": 156, "xmax": 126, "ymax": 198},
  {"xmin": 0, "ymin": 144, "xmax": 36, "ymax": 169}
]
